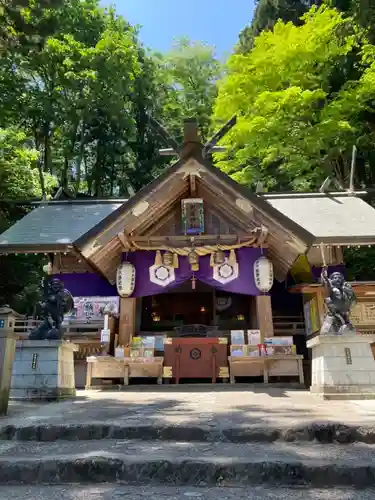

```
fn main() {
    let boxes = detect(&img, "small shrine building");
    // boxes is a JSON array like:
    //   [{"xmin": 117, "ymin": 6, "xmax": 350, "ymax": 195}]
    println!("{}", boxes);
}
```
[{"xmin": 2, "ymin": 119, "xmax": 375, "ymax": 386}]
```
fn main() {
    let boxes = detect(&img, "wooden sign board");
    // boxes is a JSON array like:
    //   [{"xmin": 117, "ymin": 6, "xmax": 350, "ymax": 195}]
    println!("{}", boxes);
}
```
[
  {"xmin": 304, "ymin": 297, "xmax": 320, "ymax": 335},
  {"xmin": 350, "ymin": 302, "xmax": 375, "ymax": 326}
]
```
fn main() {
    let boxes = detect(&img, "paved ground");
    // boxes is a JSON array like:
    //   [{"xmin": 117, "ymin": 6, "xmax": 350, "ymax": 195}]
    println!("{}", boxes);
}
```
[
  {"xmin": 1, "ymin": 439, "xmax": 375, "ymax": 487},
  {"xmin": 4, "ymin": 385, "xmax": 375, "ymax": 429},
  {"xmin": 0, "ymin": 485, "xmax": 374, "ymax": 500},
  {"xmin": 2, "ymin": 387, "xmax": 375, "ymax": 489},
  {"xmin": 0, "ymin": 439, "xmax": 374, "ymax": 463}
]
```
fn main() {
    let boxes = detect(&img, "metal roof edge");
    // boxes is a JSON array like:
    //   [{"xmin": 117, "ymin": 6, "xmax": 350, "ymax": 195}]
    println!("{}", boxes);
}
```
[
  {"xmin": 0, "ymin": 243, "xmax": 73, "ymax": 253},
  {"xmin": 262, "ymin": 191, "xmax": 368, "ymax": 199},
  {"xmin": 312, "ymin": 236, "xmax": 375, "ymax": 246}
]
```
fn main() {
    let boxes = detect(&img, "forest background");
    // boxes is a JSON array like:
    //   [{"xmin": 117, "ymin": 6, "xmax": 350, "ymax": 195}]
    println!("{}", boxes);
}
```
[{"xmin": 1, "ymin": 0, "xmax": 375, "ymax": 313}]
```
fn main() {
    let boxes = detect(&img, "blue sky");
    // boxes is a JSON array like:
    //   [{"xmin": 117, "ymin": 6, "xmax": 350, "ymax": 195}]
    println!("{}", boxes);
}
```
[{"xmin": 101, "ymin": 0, "xmax": 254, "ymax": 59}]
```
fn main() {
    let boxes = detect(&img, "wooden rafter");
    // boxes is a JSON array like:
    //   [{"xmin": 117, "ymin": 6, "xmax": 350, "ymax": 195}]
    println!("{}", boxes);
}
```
[{"xmin": 117, "ymin": 231, "xmax": 130, "ymax": 250}]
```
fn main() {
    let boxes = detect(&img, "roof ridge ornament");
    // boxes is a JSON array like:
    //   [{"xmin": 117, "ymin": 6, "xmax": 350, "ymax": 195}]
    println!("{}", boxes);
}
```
[{"xmin": 148, "ymin": 114, "xmax": 237, "ymax": 160}]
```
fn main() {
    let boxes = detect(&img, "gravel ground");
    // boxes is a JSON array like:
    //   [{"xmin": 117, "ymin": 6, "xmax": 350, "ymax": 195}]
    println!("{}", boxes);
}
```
[{"xmin": 0, "ymin": 485, "xmax": 374, "ymax": 500}]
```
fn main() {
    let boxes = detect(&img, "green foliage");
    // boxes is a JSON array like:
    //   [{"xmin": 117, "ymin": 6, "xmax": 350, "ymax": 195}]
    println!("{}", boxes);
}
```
[
  {"xmin": 0, "ymin": 127, "xmax": 51, "ymax": 312},
  {"xmin": 154, "ymin": 38, "xmax": 221, "ymax": 141},
  {"xmin": 214, "ymin": 6, "xmax": 375, "ymax": 191},
  {"xmin": 0, "ymin": 2, "xmax": 219, "ymax": 312},
  {"xmin": 238, "ymin": 0, "xmax": 320, "ymax": 52},
  {"xmin": 237, "ymin": 0, "xmax": 375, "ymax": 53},
  {"xmin": 0, "ymin": 128, "xmax": 55, "ymax": 202}
]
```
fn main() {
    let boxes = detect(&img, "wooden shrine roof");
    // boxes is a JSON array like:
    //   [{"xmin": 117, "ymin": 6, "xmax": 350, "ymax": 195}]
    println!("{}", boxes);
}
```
[
  {"xmin": 2, "ymin": 153, "xmax": 375, "ymax": 280},
  {"xmin": 0, "ymin": 201, "xmax": 122, "ymax": 252},
  {"xmin": 2, "ymin": 188, "xmax": 375, "ymax": 253},
  {"xmin": 263, "ymin": 192, "xmax": 375, "ymax": 245}
]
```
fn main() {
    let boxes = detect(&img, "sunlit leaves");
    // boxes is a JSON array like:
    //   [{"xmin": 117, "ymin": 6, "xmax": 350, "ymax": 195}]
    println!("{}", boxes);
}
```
[{"xmin": 213, "ymin": 6, "xmax": 375, "ymax": 191}]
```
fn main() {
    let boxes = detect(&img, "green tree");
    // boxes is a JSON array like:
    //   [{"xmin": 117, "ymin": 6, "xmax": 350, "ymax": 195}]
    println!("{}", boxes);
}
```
[
  {"xmin": 238, "ymin": 0, "xmax": 321, "ymax": 52},
  {"xmin": 214, "ymin": 6, "xmax": 375, "ymax": 191},
  {"xmin": 154, "ymin": 38, "xmax": 221, "ymax": 141},
  {"xmin": 237, "ymin": 0, "xmax": 375, "ymax": 53},
  {"xmin": 0, "ymin": 0, "xmax": 163, "ymax": 197},
  {"xmin": 0, "ymin": 127, "xmax": 55, "ymax": 312}
]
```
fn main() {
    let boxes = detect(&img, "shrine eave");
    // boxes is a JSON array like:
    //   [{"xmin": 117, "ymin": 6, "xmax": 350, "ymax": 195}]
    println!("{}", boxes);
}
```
[
  {"xmin": 289, "ymin": 282, "xmax": 375, "ymax": 294},
  {"xmin": 0, "ymin": 243, "xmax": 73, "ymax": 254}
]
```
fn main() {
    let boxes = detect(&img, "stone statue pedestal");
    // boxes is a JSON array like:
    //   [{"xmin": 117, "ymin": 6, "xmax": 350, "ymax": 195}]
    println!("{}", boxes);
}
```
[
  {"xmin": 307, "ymin": 334, "xmax": 375, "ymax": 400},
  {"xmin": 11, "ymin": 340, "xmax": 78, "ymax": 401}
]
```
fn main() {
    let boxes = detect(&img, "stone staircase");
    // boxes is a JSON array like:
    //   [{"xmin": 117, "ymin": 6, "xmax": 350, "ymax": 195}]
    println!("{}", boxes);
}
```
[{"xmin": 1, "ymin": 421, "xmax": 375, "ymax": 488}]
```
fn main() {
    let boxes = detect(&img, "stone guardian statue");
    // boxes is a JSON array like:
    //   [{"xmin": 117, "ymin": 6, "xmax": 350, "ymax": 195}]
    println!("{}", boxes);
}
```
[
  {"xmin": 29, "ymin": 277, "xmax": 74, "ymax": 340},
  {"xmin": 320, "ymin": 268, "xmax": 356, "ymax": 335}
]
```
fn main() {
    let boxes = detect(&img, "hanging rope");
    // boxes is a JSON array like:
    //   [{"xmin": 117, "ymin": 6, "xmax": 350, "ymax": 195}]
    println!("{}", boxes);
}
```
[{"xmin": 131, "ymin": 225, "xmax": 268, "ymax": 256}]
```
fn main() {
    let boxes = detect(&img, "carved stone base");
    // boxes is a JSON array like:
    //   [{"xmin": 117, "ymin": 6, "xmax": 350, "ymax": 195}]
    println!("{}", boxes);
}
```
[
  {"xmin": 307, "ymin": 334, "xmax": 375, "ymax": 400},
  {"xmin": 11, "ymin": 340, "xmax": 78, "ymax": 401}
]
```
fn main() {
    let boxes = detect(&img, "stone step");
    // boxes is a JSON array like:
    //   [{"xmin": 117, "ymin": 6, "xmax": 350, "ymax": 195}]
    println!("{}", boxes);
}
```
[
  {"xmin": 0, "ymin": 439, "xmax": 375, "ymax": 487},
  {"xmin": 1, "ymin": 485, "xmax": 375, "ymax": 500},
  {"xmin": 1, "ymin": 422, "xmax": 375, "ymax": 444}
]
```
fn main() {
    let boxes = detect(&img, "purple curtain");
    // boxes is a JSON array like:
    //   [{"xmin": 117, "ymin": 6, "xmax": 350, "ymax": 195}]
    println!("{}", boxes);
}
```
[
  {"xmin": 53, "ymin": 247, "xmax": 267, "ymax": 298},
  {"xmin": 126, "ymin": 247, "xmax": 265, "ymax": 297},
  {"xmin": 53, "ymin": 272, "xmax": 117, "ymax": 297}
]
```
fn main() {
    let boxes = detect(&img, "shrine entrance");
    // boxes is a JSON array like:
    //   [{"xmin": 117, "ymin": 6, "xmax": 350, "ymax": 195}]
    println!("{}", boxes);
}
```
[
  {"xmin": 138, "ymin": 282, "xmax": 259, "ymax": 384},
  {"xmin": 140, "ymin": 282, "xmax": 254, "ymax": 335}
]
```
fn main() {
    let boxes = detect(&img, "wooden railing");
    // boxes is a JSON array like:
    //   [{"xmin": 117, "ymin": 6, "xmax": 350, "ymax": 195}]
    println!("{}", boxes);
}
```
[
  {"xmin": 15, "ymin": 315, "xmax": 305, "ymax": 339},
  {"xmin": 272, "ymin": 316, "xmax": 305, "ymax": 336},
  {"xmin": 14, "ymin": 318, "xmax": 103, "ymax": 339}
]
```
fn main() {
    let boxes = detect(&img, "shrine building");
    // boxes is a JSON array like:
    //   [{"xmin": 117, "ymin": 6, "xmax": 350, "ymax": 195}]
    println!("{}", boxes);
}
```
[{"xmin": 2, "ymin": 118, "xmax": 375, "ymax": 387}]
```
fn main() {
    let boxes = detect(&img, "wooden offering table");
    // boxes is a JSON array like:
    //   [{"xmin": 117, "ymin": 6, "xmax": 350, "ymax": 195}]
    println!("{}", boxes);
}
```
[
  {"xmin": 86, "ymin": 356, "xmax": 126, "ymax": 388},
  {"xmin": 123, "ymin": 357, "xmax": 164, "ymax": 385},
  {"xmin": 228, "ymin": 355, "xmax": 304, "ymax": 384}
]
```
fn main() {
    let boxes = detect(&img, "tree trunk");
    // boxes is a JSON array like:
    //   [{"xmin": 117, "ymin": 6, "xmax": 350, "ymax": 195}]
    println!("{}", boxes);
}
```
[
  {"xmin": 34, "ymin": 131, "xmax": 46, "ymax": 199},
  {"xmin": 61, "ymin": 156, "xmax": 69, "ymax": 191},
  {"xmin": 94, "ymin": 141, "xmax": 103, "ymax": 197},
  {"xmin": 43, "ymin": 122, "xmax": 52, "ymax": 174},
  {"xmin": 74, "ymin": 124, "xmax": 85, "ymax": 194}
]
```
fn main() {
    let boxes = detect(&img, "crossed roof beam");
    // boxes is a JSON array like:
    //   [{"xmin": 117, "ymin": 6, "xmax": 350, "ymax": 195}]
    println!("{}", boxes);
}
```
[{"xmin": 148, "ymin": 115, "xmax": 237, "ymax": 159}]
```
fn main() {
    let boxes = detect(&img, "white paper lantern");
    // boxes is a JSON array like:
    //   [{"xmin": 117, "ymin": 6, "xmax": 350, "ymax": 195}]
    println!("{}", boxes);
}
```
[
  {"xmin": 116, "ymin": 261, "xmax": 136, "ymax": 297},
  {"xmin": 254, "ymin": 256, "xmax": 274, "ymax": 292}
]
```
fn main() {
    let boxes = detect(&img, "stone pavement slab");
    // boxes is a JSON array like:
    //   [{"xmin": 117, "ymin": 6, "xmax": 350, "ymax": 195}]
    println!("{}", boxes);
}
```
[
  {"xmin": 1, "ymin": 485, "xmax": 375, "ymax": 500},
  {"xmin": 0, "ymin": 438, "xmax": 373, "ymax": 463},
  {"xmin": 0, "ymin": 439, "xmax": 375, "ymax": 487},
  {"xmin": 4, "ymin": 386, "xmax": 375, "ymax": 430}
]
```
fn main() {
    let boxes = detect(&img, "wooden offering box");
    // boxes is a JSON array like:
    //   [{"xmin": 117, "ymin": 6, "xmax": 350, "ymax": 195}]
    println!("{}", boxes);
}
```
[
  {"xmin": 123, "ymin": 356, "xmax": 164, "ymax": 385},
  {"xmin": 163, "ymin": 337, "xmax": 229, "ymax": 383}
]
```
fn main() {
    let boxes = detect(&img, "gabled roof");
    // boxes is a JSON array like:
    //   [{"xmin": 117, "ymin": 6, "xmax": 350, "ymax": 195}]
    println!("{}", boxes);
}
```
[
  {"xmin": 264, "ymin": 193, "xmax": 375, "ymax": 245},
  {"xmin": 0, "ymin": 201, "xmax": 122, "ymax": 252},
  {"xmin": 72, "ymin": 152, "xmax": 315, "ymax": 249},
  {"xmin": 3, "ymin": 146, "xmax": 375, "ymax": 281}
]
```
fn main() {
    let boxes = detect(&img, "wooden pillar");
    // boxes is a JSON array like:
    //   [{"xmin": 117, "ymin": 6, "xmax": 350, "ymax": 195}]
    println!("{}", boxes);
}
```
[
  {"xmin": 0, "ymin": 330, "xmax": 16, "ymax": 415},
  {"xmin": 255, "ymin": 295, "xmax": 274, "ymax": 341},
  {"xmin": 118, "ymin": 298, "xmax": 136, "ymax": 347},
  {"xmin": 249, "ymin": 297, "xmax": 258, "ymax": 329}
]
